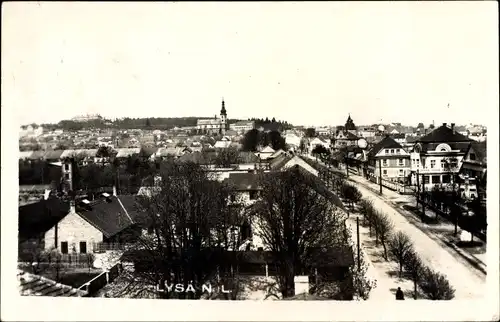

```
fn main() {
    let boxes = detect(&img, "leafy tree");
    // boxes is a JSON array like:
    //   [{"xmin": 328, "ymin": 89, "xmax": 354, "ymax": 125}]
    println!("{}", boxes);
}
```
[
  {"xmin": 254, "ymin": 167, "xmax": 349, "ymax": 298},
  {"xmin": 241, "ymin": 129, "xmax": 260, "ymax": 152},
  {"xmin": 312, "ymin": 145, "xmax": 329, "ymax": 156},
  {"xmin": 266, "ymin": 130, "xmax": 286, "ymax": 151},
  {"xmin": 419, "ymin": 268, "xmax": 455, "ymax": 300},
  {"xmin": 340, "ymin": 183, "xmax": 362, "ymax": 209},
  {"xmin": 305, "ymin": 128, "xmax": 316, "ymax": 138},
  {"xmin": 403, "ymin": 250, "xmax": 424, "ymax": 299},
  {"xmin": 388, "ymin": 231, "xmax": 414, "ymax": 277}
]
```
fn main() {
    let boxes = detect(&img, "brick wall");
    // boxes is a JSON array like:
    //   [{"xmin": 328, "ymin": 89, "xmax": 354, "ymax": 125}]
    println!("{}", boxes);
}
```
[{"xmin": 44, "ymin": 212, "xmax": 103, "ymax": 253}]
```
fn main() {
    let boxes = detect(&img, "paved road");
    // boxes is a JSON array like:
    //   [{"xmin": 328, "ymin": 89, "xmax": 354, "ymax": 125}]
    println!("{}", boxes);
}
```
[{"xmin": 349, "ymin": 177, "xmax": 486, "ymax": 299}]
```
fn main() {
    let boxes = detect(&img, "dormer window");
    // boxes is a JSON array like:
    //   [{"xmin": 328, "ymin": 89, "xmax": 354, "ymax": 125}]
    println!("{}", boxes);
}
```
[
  {"xmin": 385, "ymin": 149, "xmax": 389, "ymax": 154},
  {"xmin": 469, "ymin": 153, "xmax": 476, "ymax": 161}
]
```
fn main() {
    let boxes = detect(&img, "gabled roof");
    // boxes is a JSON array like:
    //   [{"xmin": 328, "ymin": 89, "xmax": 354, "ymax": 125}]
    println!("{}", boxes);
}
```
[
  {"xmin": 224, "ymin": 173, "xmax": 261, "ymax": 191},
  {"xmin": 44, "ymin": 150, "xmax": 65, "ymax": 160},
  {"xmin": 469, "ymin": 141, "xmax": 487, "ymax": 163},
  {"xmin": 368, "ymin": 135, "xmax": 404, "ymax": 158},
  {"xmin": 269, "ymin": 154, "xmax": 293, "ymax": 170},
  {"xmin": 18, "ymin": 270, "xmax": 88, "ymax": 297},
  {"xmin": 269, "ymin": 149, "xmax": 286, "ymax": 159},
  {"xmin": 238, "ymin": 151, "xmax": 260, "ymax": 163},
  {"xmin": 214, "ymin": 141, "xmax": 232, "ymax": 149},
  {"xmin": 18, "ymin": 198, "xmax": 70, "ymax": 242},
  {"xmin": 417, "ymin": 125, "xmax": 472, "ymax": 143},
  {"xmin": 60, "ymin": 149, "xmax": 78, "ymax": 159},
  {"xmin": 260, "ymin": 146, "xmax": 275, "ymax": 153},
  {"xmin": 116, "ymin": 148, "xmax": 141, "ymax": 158},
  {"xmin": 76, "ymin": 195, "xmax": 139, "ymax": 238},
  {"xmin": 28, "ymin": 151, "xmax": 46, "ymax": 160}
]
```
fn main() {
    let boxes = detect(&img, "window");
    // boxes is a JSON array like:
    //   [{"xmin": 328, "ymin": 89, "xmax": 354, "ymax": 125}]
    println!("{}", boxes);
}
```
[
  {"xmin": 79, "ymin": 241, "xmax": 87, "ymax": 254},
  {"xmin": 61, "ymin": 241, "xmax": 69, "ymax": 254},
  {"xmin": 385, "ymin": 149, "xmax": 389, "ymax": 154},
  {"xmin": 398, "ymin": 159, "xmax": 404, "ymax": 166},
  {"xmin": 441, "ymin": 160, "xmax": 447, "ymax": 168},
  {"xmin": 64, "ymin": 173, "xmax": 70, "ymax": 180},
  {"xmin": 249, "ymin": 191, "xmax": 258, "ymax": 200},
  {"xmin": 383, "ymin": 170, "xmax": 387, "ymax": 175},
  {"xmin": 430, "ymin": 160, "xmax": 436, "ymax": 168},
  {"xmin": 416, "ymin": 159, "xmax": 420, "ymax": 164},
  {"xmin": 469, "ymin": 153, "xmax": 476, "ymax": 161},
  {"xmin": 390, "ymin": 149, "xmax": 394, "ymax": 154},
  {"xmin": 431, "ymin": 175, "xmax": 441, "ymax": 184},
  {"xmin": 382, "ymin": 159, "xmax": 388, "ymax": 166},
  {"xmin": 64, "ymin": 163, "xmax": 69, "ymax": 171},
  {"xmin": 399, "ymin": 169, "xmax": 404, "ymax": 175},
  {"xmin": 396, "ymin": 149, "xmax": 400, "ymax": 154},
  {"xmin": 442, "ymin": 175, "xmax": 451, "ymax": 183},
  {"xmin": 423, "ymin": 176, "xmax": 430, "ymax": 184}
]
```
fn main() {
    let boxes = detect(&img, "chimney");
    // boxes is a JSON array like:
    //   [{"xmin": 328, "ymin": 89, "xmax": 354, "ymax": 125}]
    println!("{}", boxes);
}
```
[
  {"xmin": 69, "ymin": 200, "xmax": 76, "ymax": 214},
  {"xmin": 112, "ymin": 186, "xmax": 117, "ymax": 196},
  {"xmin": 451, "ymin": 123, "xmax": 456, "ymax": 134},
  {"xmin": 443, "ymin": 123, "xmax": 447, "ymax": 127},
  {"xmin": 294, "ymin": 276, "xmax": 309, "ymax": 295}
]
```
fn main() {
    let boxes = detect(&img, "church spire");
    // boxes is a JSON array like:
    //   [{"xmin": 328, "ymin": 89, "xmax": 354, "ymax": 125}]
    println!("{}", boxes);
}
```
[{"xmin": 220, "ymin": 98, "xmax": 227, "ymax": 116}]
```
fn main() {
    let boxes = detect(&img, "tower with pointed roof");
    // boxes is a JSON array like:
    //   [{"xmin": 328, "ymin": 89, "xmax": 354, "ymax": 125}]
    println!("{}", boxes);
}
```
[
  {"xmin": 344, "ymin": 114, "xmax": 357, "ymax": 135},
  {"xmin": 220, "ymin": 98, "xmax": 228, "ymax": 135}
]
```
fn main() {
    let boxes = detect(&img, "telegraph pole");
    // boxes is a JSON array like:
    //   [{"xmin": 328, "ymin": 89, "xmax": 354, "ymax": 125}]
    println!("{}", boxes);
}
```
[
  {"xmin": 356, "ymin": 217, "xmax": 361, "ymax": 271},
  {"xmin": 416, "ymin": 169, "xmax": 420, "ymax": 207},
  {"xmin": 378, "ymin": 158, "xmax": 383, "ymax": 195},
  {"xmin": 421, "ymin": 174, "xmax": 426, "ymax": 216}
]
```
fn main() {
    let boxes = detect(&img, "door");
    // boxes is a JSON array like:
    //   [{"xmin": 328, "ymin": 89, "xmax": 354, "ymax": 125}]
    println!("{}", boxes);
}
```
[{"xmin": 79, "ymin": 241, "xmax": 87, "ymax": 254}]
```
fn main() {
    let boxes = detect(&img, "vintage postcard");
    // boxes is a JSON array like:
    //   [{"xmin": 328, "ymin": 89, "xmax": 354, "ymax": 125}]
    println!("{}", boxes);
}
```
[{"xmin": 1, "ymin": 1, "xmax": 498, "ymax": 321}]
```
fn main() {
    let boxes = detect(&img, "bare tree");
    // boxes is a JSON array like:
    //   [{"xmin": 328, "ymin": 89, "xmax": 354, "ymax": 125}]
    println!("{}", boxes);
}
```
[
  {"xmin": 388, "ymin": 231, "xmax": 414, "ymax": 277},
  {"xmin": 373, "ymin": 211, "xmax": 393, "ymax": 259},
  {"xmin": 403, "ymin": 250, "xmax": 424, "ymax": 299},
  {"xmin": 119, "ymin": 161, "xmax": 244, "ymax": 299},
  {"xmin": 253, "ymin": 166, "xmax": 349, "ymax": 298},
  {"xmin": 419, "ymin": 267, "xmax": 455, "ymax": 300}
]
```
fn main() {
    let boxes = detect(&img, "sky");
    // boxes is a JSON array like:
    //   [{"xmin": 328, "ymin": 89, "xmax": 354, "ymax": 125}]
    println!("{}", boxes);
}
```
[{"xmin": 2, "ymin": 1, "xmax": 498, "ymax": 127}]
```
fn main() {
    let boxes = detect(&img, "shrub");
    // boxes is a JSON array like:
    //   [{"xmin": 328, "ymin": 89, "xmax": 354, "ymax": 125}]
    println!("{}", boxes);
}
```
[{"xmin": 419, "ymin": 268, "xmax": 455, "ymax": 300}]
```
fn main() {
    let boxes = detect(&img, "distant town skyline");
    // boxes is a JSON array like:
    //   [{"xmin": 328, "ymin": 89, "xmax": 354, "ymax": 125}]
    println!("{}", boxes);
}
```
[{"xmin": 3, "ymin": 2, "xmax": 498, "ymax": 127}]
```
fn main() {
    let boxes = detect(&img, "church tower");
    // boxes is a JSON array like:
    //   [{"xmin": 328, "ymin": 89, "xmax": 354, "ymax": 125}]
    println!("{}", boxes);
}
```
[
  {"xmin": 220, "ymin": 98, "xmax": 228, "ymax": 135},
  {"xmin": 345, "ymin": 113, "xmax": 357, "ymax": 135}
]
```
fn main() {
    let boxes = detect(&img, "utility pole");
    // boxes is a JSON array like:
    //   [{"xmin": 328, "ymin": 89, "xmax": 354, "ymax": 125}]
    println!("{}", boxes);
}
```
[
  {"xmin": 421, "ymin": 174, "xmax": 426, "ymax": 216},
  {"xmin": 356, "ymin": 217, "xmax": 361, "ymax": 271},
  {"xmin": 416, "ymin": 169, "xmax": 420, "ymax": 207},
  {"xmin": 346, "ymin": 156, "xmax": 349, "ymax": 178},
  {"xmin": 378, "ymin": 158, "xmax": 383, "ymax": 195}
]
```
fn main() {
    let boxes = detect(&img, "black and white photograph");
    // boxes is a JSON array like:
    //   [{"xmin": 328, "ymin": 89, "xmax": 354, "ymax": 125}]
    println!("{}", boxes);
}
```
[{"xmin": 1, "ymin": 1, "xmax": 498, "ymax": 321}]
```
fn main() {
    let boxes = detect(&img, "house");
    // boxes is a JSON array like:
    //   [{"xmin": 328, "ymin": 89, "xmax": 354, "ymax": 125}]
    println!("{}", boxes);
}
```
[
  {"xmin": 268, "ymin": 149, "xmax": 287, "ymax": 160},
  {"xmin": 40, "ymin": 194, "xmax": 142, "ymax": 255},
  {"xmin": 309, "ymin": 137, "xmax": 330, "ymax": 154},
  {"xmin": 367, "ymin": 135, "xmax": 411, "ymax": 183},
  {"xmin": 229, "ymin": 120, "xmax": 255, "ymax": 134},
  {"xmin": 18, "ymin": 198, "xmax": 71, "ymax": 259},
  {"xmin": 115, "ymin": 148, "xmax": 141, "ymax": 159},
  {"xmin": 284, "ymin": 133, "xmax": 301, "ymax": 150},
  {"xmin": 18, "ymin": 269, "xmax": 88, "ymax": 297},
  {"xmin": 214, "ymin": 140, "xmax": 232, "ymax": 149},
  {"xmin": 357, "ymin": 127, "xmax": 377, "ymax": 138},
  {"xmin": 255, "ymin": 146, "xmax": 275, "ymax": 160},
  {"xmin": 460, "ymin": 141, "xmax": 487, "ymax": 188},
  {"xmin": 224, "ymin": 172, "xmax": 262, "ymax": 206},
  {"xmin": 389, "ymin": 133, "xmax": 406, "ymax": 146},
  {"xmin": 153, "ymin": 147, "xmax": 184, "ymax": 159},
  {"xmin": 409, "ymin": 123, "xmax": 472, "ymax": 190},
  {"xmin": 269, "ymin": 154, "xmax": 319, "ymax": 176},
  {"xmin": 333, "ymin": 130, "xmax": 359, "ymax": 150},
  {"xmin": 44, "ymin": 150, "xmax": 65, "ymax": 162}
]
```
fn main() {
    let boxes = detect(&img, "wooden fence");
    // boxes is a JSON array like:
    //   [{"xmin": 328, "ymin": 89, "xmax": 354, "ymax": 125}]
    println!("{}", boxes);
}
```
[
  {"xmin": 78, "ymin": 262, "xmax": 123, "ymax": 296},
  {"xmin": 93, "ymin": 242, "xmax": 134, "ymax": 253}
]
